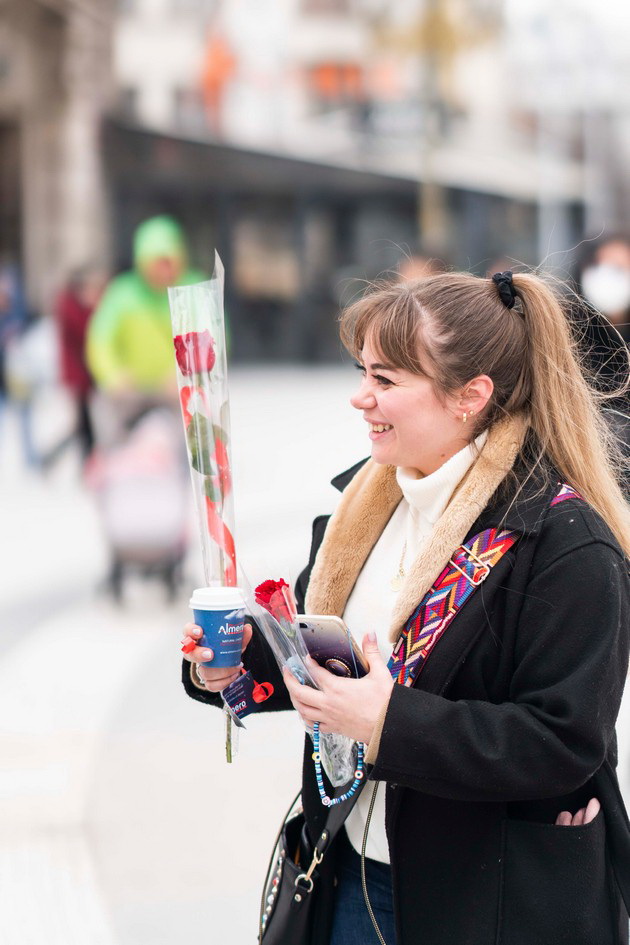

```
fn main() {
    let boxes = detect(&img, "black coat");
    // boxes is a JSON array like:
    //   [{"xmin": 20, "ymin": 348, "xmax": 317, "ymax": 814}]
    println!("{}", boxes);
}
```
[{"xmin": 184, "ymin": 461, "xmax": 630, "ymax": 945}]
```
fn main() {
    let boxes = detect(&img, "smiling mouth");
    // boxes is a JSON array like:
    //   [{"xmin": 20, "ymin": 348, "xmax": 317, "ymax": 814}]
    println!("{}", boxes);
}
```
[{"xmin": 369, "ymin": 423, "xmax": 393, "ymax": 433}]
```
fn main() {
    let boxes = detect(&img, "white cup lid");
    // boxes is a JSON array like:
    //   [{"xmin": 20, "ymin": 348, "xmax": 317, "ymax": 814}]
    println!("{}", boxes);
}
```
[{"xmin": 189, "ymin": 586, "xmax": 246, "ymax": 610}]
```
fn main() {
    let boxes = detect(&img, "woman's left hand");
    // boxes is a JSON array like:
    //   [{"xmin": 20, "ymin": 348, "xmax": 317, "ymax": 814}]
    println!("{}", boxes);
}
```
[{"xmin": 282, "ymin": 632, "xmax": 394, "ymax": 745}]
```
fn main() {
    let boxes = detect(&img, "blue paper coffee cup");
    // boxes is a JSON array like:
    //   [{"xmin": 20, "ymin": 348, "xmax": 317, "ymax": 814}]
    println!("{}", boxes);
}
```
[{"xmin": 190, "ymin": 586, "xmax": 246, "ymax": 668}]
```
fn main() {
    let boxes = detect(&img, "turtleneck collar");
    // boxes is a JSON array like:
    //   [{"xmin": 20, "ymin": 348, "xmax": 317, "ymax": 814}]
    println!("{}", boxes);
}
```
[{"xmin": 396, "ymin": 432, "xmax": 488, "ymax": 529}]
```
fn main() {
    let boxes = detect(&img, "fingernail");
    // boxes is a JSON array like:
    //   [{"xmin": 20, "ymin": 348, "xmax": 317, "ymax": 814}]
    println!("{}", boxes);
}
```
[
  {"xmin": 367, "ymin": 632, "xmax": 377, "ymax": 644},
  {"xmin": 181, "ymin": 641, "xmax": 196, "ymax": 654},
  {"xmin": 201, "ymin": 649, "xmax": 213, "ymax": 660}
]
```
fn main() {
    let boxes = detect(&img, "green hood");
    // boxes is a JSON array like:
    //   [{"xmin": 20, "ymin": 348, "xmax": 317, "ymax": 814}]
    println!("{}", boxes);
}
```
[{"xmin": 133, "ymin": 215, "xmax": 187, "ymax": 269}]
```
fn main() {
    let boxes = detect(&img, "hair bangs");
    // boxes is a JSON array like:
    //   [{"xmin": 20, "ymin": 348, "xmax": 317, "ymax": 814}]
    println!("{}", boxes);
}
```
[{"xmin": 339, "ymin": 284, "xmax": 432, "ymax": 376}]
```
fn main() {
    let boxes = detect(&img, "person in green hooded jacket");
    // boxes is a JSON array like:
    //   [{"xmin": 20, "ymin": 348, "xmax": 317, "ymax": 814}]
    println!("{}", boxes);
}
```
[{"xmin": 87, "ymin": 216, "xmax": 206, "ymax": 395}]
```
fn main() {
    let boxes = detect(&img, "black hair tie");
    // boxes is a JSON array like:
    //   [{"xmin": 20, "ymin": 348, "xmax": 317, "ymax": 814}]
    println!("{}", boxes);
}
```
[{"xmin": 492, "ymin": 270, "xmax": 516, "ymax": 310}]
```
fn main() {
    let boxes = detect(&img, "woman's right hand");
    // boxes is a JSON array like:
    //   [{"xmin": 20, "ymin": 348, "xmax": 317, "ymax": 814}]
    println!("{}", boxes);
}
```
[
  {"xmin": 181, "ymin": 622, "xmax": 253, "ymax": 692},
  {"xmin": 555, "ymin": 797, "xmax": 600, "ymax": 826}
]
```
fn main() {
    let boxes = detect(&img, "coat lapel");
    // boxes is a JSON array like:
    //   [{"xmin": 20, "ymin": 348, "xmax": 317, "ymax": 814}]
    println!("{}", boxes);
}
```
[{"xmin": 305, "ymin": 414, "xmax": 529, "ymax": 643}]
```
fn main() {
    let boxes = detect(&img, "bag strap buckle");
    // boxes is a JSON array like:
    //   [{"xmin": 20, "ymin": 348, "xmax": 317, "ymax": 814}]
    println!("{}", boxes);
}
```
[
  {"xmin": 448, "ymin": 545, "xmax": 491, "ymax": 587},
  {"xmin": 295, "ymin": 847, "xmax": 323, "ymax": 894}
]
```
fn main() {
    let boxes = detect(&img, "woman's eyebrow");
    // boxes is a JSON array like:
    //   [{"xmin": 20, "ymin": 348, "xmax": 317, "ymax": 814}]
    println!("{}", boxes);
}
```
[{"xmin": 369, "ymin": 361, "xmax": 397, "ymax": 371}]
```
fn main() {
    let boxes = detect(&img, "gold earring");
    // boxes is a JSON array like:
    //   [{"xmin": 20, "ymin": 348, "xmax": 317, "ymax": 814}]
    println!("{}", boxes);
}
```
[
  {"xmin": 462, "ymin": 412, "xmax": 467, "ymax": 423},
  {"xmin": 470, "ymin": 409, "xmax": 475, "ymax": 418}
]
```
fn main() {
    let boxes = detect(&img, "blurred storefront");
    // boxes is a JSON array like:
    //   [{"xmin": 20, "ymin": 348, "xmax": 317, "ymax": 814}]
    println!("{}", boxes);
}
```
[
  {"xmin": 0, "ymin": 0, "xmax": 114, "ymax": 314},
  {"xmin": 103, "ymin": 118, "xmax": 583, "ymax": 362},
  {"xmin": 103, "ymin": 119, "xmax": 419, "ymax": 362}
]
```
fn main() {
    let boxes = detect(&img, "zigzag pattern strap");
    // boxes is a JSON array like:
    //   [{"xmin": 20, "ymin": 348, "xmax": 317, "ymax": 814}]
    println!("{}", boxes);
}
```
[
  {"xmin": 387, "ymin": 482, "xmax": 585, "ymax": 689},
  {"xmin": 550, "ymin": 483, "xmax": 583, "ymax": 506},
  {"xmin": 388, "ymin": 528, "xmax": 518, "ymax": 687}
]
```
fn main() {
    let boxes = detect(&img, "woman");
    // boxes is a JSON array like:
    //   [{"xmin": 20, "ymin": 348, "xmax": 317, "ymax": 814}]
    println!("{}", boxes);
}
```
[
  {"xmin": 182, "ymin": 271, "xmax": 630, "ymax": 945},
  {"xmin": 575, "ymin": 234, "xmax": 630, "ymax": 411}
]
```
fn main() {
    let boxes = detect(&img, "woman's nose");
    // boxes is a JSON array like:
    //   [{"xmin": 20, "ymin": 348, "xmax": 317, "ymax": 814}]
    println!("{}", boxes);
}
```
[{"xmin": 350, "ymin": 380, "xmax": 376, "ymax": 410}]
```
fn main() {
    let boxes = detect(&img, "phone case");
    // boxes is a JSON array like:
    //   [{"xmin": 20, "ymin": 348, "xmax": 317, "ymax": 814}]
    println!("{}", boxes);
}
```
[{"xmin": 297, "ymin": 616, "xmax": 368, "ymax": 679}]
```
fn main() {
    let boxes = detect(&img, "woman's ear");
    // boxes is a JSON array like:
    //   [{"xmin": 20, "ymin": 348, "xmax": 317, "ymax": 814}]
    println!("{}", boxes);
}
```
[{"xmin": 460, "ymin": 375, "xmax": 494, "ymax": 416}]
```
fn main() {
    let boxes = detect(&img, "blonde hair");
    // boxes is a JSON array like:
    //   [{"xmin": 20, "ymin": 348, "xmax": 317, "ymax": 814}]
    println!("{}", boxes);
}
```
[{"xmin": 339, "ymin": 271, "xmax": 630, "ymax": 557}]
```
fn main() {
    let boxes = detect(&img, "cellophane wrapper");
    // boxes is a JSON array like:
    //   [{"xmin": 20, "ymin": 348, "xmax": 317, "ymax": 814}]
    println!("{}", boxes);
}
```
[
  {"xmin": 168, "ymin": 254, "xmax": 237, "ymax": 586},
  {"xmin": 242, "ymin": 573, "xmax": 358, "ymax": 787}
]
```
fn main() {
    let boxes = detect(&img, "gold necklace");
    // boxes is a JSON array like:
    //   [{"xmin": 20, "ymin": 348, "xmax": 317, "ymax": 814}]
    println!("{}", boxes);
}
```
[{"xmin": 390, "ymin": 540, "xmax": 407, "ymax": 591}]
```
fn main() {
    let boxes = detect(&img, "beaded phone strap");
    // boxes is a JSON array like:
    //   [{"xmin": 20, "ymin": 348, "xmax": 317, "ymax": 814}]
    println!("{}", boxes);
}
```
[{"xmin": 312, "ymin": 722, "xmax": 364, "ymax": 807}]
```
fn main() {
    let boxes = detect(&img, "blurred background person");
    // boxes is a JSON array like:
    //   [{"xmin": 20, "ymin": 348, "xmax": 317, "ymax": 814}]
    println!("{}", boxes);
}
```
[
  {"xmin": 0, "ymin": 259, "xmax": 40, "ymax": 470},
  {"xmin": 580, "ymin": 235, "xmax": 630, "ymax": 340},
  {"xmin": 86, "ymin": 215, "xmax": 205, "ymax": 445},
  {"xmin": 574, "ymin": 235, "xmax": 630, "ymax": 407},
  {"xmin": 45, "ymin": 264, "xmax": 108, "ymax": 466},
  {"xmin": 573, "ymin": 235, "xmax": 630, "ymax": 487},
  {"xmin": 85, "ymin": 215, "xmax": 203, "ymax": 596},
  {"xmin": 397, "ymin": 248, "xmax": 449, "ymax": 282}
]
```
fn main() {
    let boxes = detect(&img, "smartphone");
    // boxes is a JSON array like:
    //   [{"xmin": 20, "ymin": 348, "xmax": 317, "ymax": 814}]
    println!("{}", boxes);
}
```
[{"xmin": 296, "ymin": 615, "xmax": 368, "ymax": 679}]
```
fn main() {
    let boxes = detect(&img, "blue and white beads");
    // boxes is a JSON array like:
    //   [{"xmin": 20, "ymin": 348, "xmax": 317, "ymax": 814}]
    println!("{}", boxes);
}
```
[{"xmin": 312, "ymin": 722, "xmax": 365, "ymax": 807}]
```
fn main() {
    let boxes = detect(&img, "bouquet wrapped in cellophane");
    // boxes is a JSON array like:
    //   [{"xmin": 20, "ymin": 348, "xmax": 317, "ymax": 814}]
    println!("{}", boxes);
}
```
[
  {"xmin": 170, "ymin": 259, "xmax": 357, "ymax": 784},
  {"xmin": 168, "ymin": 254, "xmax": 236, "ymax": 588}
]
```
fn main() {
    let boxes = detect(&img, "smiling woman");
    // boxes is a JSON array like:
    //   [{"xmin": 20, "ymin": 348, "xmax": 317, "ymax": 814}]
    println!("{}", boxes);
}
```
[
  {"xmin": 181, "ymin": 269, "xmax": 630, "ymax": 945},
  {"xmin": 349, "ymin": 344, "xmax": 493, "ymax": 475}
]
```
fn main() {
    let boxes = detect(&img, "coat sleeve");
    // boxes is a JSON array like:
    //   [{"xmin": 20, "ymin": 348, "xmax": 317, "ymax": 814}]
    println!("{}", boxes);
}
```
[{"xmin": 369, "ymin": 541, "xmax": 630, "ymax": 802}]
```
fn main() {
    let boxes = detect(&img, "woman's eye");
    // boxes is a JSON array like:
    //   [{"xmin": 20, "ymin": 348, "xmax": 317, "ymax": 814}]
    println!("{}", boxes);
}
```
[{"xmin": 353, "ymin": 362, "xmax": 393, "ymax": 386}]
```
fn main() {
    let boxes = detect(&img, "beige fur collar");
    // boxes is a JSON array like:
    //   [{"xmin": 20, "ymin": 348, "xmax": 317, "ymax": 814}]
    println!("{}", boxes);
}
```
[{"xmin": 304, "ymin": 414, "xmax": 528, "ymax": 643}]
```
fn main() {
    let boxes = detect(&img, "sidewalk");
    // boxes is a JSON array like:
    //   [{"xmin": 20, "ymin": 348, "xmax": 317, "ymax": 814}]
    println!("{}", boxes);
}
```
[{"xmin": 0, "ymin": 369, "xmax": 364, "ymax": 945}]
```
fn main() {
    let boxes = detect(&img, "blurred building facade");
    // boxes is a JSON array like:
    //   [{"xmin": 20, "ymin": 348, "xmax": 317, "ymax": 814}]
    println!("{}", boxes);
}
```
[
  {"xmin": 0, "ymin": 0, "xmax": 115, "ymax": 313},
  {"xmin": 112, "ymin": 0, "xmax": 589, "ymax": 269},
  {"xmin": 3, "ymin": 0, "xmax": 630, "ymax": 357}
]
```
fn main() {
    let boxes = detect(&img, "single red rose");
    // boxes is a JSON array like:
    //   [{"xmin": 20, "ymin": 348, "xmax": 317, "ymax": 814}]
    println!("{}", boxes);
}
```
[
  {"xmin": 268, "ymin": 588, "xmax": 294, "ymax": 623},
  {"xmin": 255, "ymin": 578, "xmax": 290, "ymax": 610},
  {"xmin": 254, "ymin": 578, "xmax": 296, "ymax": 623},
  {"xmin": 174, "ymin": 330, "xmax": 216, "ymax": 376}
]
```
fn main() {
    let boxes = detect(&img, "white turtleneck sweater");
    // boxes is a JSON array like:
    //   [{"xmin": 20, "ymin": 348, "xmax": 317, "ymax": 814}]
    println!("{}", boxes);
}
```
[{"xmin": 342, "ymin": 435, "xmax": 486, "ymax": 863}]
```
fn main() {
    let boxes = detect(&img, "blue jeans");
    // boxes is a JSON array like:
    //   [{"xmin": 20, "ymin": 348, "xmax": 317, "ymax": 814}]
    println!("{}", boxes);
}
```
[{"xmin": 329, "ymin": 832, "xmax": 397, "ymax": 945}]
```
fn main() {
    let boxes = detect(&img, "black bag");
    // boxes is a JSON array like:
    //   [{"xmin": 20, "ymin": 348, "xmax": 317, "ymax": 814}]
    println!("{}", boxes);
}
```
[{"xmin": 258, "ymin": 789, "xmax": 362, "ymax": 945}]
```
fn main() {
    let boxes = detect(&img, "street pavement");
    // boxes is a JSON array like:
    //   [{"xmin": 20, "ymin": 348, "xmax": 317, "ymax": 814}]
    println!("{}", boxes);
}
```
[
  {"xmin": 2, "ymin": 367, "xmax": 630, "ymax": 945},
  {"xmin": 0, "ymin": 367, "xmax": 366, "ymax": 945}
]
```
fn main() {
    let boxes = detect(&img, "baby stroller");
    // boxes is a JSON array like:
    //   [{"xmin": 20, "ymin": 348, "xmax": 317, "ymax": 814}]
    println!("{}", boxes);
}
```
[{"xmin": 87, "ymin": 406, "xmax": 189, "ymax": 601}]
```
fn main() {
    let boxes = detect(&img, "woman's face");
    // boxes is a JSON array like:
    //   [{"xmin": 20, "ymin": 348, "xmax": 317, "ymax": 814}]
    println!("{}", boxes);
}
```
[{"xmin": 350, "ymin": 335, "xmax": 471, "ymax": 475}]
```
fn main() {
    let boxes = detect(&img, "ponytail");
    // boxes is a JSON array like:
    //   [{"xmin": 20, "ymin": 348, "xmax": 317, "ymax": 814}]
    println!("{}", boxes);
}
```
[{"xmin": 511, "ymin": 273, "xmax": 630, "ymax": 556}]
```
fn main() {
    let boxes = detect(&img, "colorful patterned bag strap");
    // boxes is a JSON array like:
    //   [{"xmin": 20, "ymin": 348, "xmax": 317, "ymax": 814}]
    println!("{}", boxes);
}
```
[{"xmin": 387, "ymin": 482, "xmax": 583, "ymax": 688}]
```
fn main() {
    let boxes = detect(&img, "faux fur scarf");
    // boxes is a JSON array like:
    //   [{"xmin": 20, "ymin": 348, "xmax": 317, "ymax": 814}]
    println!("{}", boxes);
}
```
[{"xmin": 304, "ymin": 414, "xmax": 529, "ymax": 643}]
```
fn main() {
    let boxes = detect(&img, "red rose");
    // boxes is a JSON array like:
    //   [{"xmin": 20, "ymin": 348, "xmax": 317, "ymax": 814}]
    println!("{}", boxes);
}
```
[
  {"xmin": 255, "ymin": 578, "xmax": 289, "ymax": 608},
  {"xmin": 174, "ymin": 330, "xmax": 216, "ymax": 376},
  {"xmin": 255, "ymin": 578, "xmax": 296, "ymax": 623}
]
